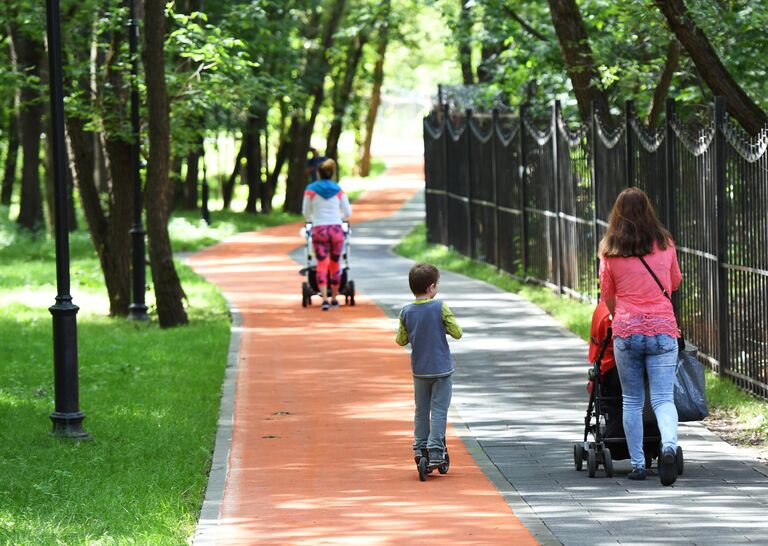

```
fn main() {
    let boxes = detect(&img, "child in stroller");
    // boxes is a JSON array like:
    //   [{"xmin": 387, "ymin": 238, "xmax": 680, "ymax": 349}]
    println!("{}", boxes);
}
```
[
  {"xmin": 300, "ymin": 221, "xmax": 355, "ymax": 307},
  {"xmin": 574, "ymin": 301, "xmax": 683, "ymax": 478}
]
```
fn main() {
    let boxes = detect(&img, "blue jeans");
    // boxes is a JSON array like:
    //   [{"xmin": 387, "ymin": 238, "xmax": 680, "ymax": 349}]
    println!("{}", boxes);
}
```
[
  {"xmin": 413, "ymin": 375, "xmax": 452, "ymax": 451},
  {"xmin": 614, "ymin": 334, "xmax": 678, "ymax": 469}
]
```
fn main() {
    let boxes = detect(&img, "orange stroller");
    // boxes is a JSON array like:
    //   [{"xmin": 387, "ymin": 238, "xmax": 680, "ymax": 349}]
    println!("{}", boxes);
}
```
[{"xmin": 573, "ymin": 302, "xmax": 672, "ymax": 477}]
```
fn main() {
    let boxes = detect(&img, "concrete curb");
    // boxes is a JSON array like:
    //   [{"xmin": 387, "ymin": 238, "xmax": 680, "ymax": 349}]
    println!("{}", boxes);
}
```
[{"xmin": 192, "ymin": 300, "xmax": 243, "ymax": 546}]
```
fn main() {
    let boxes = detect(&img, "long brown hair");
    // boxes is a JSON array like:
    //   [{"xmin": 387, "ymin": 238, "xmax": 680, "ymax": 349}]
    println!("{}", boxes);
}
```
[{"xmin": 599, "ymin": 187, "xmax": 672, "ymax": 257}]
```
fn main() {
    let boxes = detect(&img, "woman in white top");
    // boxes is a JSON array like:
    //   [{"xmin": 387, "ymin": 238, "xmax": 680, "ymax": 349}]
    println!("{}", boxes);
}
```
[{"xmin": 301, "ymin": 158, "xmax": 352, "ymax": 310}]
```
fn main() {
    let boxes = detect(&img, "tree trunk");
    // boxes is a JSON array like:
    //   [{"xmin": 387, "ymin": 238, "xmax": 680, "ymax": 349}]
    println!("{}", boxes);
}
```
[
  {"xmin": 359, "ymin": 21, "xmax": 389, "ymax": 178},
  {"xmin": 44, "ymin": 116, "xmax": 56, "ymax": 232},
  {"xmin": 654, "ymin": 0, "xmax": 768, "ymax": 135},
  {"xmin": 94, "ymin": 132, "xmax": 109, "ymax": 192},
  {"xmin": 144, "ymin": 0, "xmax": 188, "ymax": 328},
  {"xmin": 102, "ymin": 136, "xmax": 133, "ymax": 315},
  {"xmin": 68, "ymin": 116, "xmax": 130, "ymax": 316},
  {"xmin": 183, "ymin": 143, "xmax": 202, "ymax": 210},
  {"xmin": 259, "ymin": 119, "xmax": 272, "ymax": 214},
  {"xmin": 265, "ymin": 131, "xmax": 289, "ymax": 214},
  {"xmin": 547, "ymin": 0, "xmax": 612, "ymax": 125},
  {"xmin": 1, "ymin": 97, "xmax": 19, "ymax": 205},
  {"xmin": 244, "ymin": 111, "xmax": 262, "ymax": 213},
  {"xmin": 477, "ymin": 43, "xmax": 502, "ymax": 84},
  {"xmin": 66, "ymin": 158, "xmax": 77, "ymax": 232},
  {"xmin": 325, "ymin": 33, "xmax": 367, "ymax": 162},
  {"xmin": 284, "ymin": 115, "xmax": 310, "ymax": 214},
  {"xmin": 283, "ymin": 0, "xmax": 348, "ymax": 214},
  {"xmin": 13, "ymin": 27, "xmax": 45, "ymax": 231},
  {"xmin": 222, "ymin": 140, "xmax": 244, "ymax": 210},
  {"xmin": 458, "ymin": 0, "xmax": 474, "ymax": 85},
  {"xmin": 646, "ymin": 39, "xmax": 681, "ymax": 129}
]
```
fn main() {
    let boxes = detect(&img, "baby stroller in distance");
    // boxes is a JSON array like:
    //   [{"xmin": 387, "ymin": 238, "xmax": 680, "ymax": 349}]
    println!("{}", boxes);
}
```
[
  {"xmin": 573, "ymin": 301, "xmax": 684, "ymax": 478},
  {"xmin": 299, "ymin": 221, "xmax": 355, "ymax": 307}
]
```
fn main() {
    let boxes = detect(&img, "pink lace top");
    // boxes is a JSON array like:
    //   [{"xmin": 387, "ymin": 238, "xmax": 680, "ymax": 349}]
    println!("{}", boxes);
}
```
[{"xmin": 599, "ymin": 243, "xmax": 682, "ymax": 338}]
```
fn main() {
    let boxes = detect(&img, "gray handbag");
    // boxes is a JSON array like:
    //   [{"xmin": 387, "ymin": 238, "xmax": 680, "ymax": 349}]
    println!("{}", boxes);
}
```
[{"xmin": 638, "ymin": 256, "xmax": 709, "ymax": 422}]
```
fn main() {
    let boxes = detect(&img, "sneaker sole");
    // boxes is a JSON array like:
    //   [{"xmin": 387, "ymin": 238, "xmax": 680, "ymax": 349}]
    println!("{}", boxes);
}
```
[{"xmin": 659, "ymin": 452, "xmax": 677, "ymax": 486}]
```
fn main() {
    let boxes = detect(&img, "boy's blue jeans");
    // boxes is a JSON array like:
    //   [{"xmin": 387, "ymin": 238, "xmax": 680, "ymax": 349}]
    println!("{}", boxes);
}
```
[
  {"xmin": 614, "ymin": 333, "xmax": 679, "ymax": 469},
  {"xmin": 413, "ymin": 375, "xmax": 452, "ymax": 452}
]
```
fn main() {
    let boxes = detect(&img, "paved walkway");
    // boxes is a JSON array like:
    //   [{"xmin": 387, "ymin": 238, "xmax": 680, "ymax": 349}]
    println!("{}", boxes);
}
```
[
  {"xmin": 192, "ymin": 157, "xmax": 768, "ymax": 545},
  {"xmin": 189, "ymin": 156, "xmax": 537, "ymax": 545}
]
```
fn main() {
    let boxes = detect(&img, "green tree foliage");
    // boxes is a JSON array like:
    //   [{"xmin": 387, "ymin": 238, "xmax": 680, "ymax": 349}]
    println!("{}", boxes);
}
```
[
  {"xmin": 3, "ymin": 0, "xmax": 767, "ymax": 318},
  {"xmin": 431, "ymin": 0, "xmax": 767, "ymax": 125}
]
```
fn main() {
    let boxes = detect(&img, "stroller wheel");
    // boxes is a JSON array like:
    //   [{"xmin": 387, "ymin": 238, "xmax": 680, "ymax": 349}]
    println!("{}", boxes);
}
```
[
  {"xmin": 348, "ymin": 281, "xmax": 356, "ymax": 306},
  {"xmin": 573, "ymin": 443, "xmax": 584, "ymax": 471},
  {"xmin": 603, "ymin": 447, "xmax": 613, "ymax": 478},
  {"xmin": 676, "ymin": 446, "xmax": 684, "ymax": 475},
  {"xmin": 587, "ymin": 447, "xmax": 597, "ymax": 478},
  {"xmin": 301, "ymin": 282, "xmax": 311, "ymax": 308}
]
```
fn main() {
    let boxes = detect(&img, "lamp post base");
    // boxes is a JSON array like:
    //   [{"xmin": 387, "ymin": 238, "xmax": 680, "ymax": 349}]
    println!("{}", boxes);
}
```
[
  {"xmin": 129, "ymin": 303, "xmax": 149, "ymax": 321},
  {"xmin": 50, "ymin": 411, "xmax": 90, "ymax": 440}
]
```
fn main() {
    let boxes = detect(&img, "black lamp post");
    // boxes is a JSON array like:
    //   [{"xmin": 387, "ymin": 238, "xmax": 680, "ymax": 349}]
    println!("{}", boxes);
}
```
[
  {"xmin": 128, "ymin": 0, "xmax": 148, "ymax": 321},
  {"xmin": 46, "ymin": 0, "xmax": 88, "ymax": 439}
]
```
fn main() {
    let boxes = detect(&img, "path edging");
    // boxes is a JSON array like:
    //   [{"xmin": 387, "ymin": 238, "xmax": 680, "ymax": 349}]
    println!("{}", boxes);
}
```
[
  {"xmin": 192, "ymin": 300, "xmax": 242, "ymax": 545},
  {"xmin": 449, "ymin": 408, "xmax": 562, "ymax": 545}
]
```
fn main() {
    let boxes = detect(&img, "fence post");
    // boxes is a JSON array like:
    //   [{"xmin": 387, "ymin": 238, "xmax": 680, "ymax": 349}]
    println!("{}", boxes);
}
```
[
  {"xmin": 553, "ymin": 101, "xmax": 563, "ymax": 294},
  {"xmin": 466, "ymin": 108, "xmax": 474, "ymax": 259},
  {"xmin": 664, "ymin": 99, "xmax": 676, "ymax": 233},
  {"xmin": 590, "ymin": 100, "xmax": 600, "ymax": 297},
  {"xmin": 714, "ymin": 96, "xmax": 730, "ymax": 375},
  {"xmin": 441, "ymin": 101, "xmax": 450, "ymax": 246},
  {"xmin": 492, "ymin": 108, "xmax": 500, "ymax": 269},
  {"xmin": 437, "ymin": 84, "xmax": 444, "ymax": 115},
  {"xmin": 625, "ymin": 100, "xmax": 636, "ymax": 187},
  {"xmin": 519, "ymin": 104, "xmax": 529, "ymax": 277},
  {"xmin": 664, "ymin": 98, "xmax": 680, "ymax": 312}
]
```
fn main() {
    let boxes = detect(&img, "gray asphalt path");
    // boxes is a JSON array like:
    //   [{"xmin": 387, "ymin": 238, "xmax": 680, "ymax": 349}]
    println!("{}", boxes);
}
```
[{"xmin": 297, "ymin": 190, "xmax": 768, "ymax": 546}]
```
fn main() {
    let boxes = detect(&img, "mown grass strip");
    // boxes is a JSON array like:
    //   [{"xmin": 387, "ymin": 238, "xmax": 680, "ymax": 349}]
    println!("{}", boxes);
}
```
[
  {"xmin": 0, "ymin": 204, "xmax": 298, "ymax": 544},
  {"xmin": 394, "ymin": 223, "xmax": 768, "ymax": 444}
]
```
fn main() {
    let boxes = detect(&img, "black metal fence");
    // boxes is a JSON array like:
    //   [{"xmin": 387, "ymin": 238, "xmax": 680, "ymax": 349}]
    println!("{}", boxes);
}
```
[{"xmin": 423, "ymin": 97, "xmax": 768, "ymax": 399}]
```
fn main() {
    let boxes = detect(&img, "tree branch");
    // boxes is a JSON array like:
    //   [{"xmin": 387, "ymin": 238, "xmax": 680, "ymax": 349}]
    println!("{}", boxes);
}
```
[
  {"xmin": 654, "ymin": 0, "xmax": 768, "ymax": 135},
  {"xmin": 646, "ymin": 39, "xmax": 681, "ymax": 129},
  {"xmin": 502, "ymin": 5, "xmax": 549, "ymax": 42}
]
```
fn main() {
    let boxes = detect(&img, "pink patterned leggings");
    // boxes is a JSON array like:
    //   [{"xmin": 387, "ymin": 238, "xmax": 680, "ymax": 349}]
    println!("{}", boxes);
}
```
[{"xmin": 312, "ymin": 224, "xmax": 344, "ymax": 287}]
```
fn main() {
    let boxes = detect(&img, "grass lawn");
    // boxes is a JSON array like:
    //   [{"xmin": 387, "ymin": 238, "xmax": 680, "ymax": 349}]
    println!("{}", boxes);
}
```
[
  {"xmin": 0, "ymin": 156, "xmax": 385, "ymax": 544},
  {"xmin": 394, "ymin": 224, "xmax": 768, "ymax": 449},
  {"xmin": 0, "ymin": 204, "xmax": 301, "ymax": 544}
]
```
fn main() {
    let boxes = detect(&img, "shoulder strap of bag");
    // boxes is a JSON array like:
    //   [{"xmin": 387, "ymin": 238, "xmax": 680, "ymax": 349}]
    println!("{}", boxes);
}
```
[
  {"xmin": 638, "ymin": 255, "xmax": 685, "ymax": 348},
  {"xmin": 637, "ymin": 256, "xmax": 671, "ymax": 302}
]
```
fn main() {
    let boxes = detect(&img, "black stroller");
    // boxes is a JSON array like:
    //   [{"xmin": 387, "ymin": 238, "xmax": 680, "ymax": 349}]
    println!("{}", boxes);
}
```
[
  {"xmin": 300, "ymin": 221, "xmax": 355, "ymax": 307},
  {"xmin": 573, "ymin": 303, "xmax": 684, "ymax": 478}
]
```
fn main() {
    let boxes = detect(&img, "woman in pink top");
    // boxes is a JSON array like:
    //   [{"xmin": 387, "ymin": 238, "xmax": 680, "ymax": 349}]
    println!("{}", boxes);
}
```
[{"xmin": 599, "ymin": 187, "xmax": 682, "ymax": 486}]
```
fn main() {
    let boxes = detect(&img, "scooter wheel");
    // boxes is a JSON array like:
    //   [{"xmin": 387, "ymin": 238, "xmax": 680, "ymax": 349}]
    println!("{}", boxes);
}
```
[
  {"xmin": 438, "ymin": 452, "xmax": 450, "ymax": 474},
  {"xmin": 418, "ymin": 458, "xmax": 428, "ymax": 481}
]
